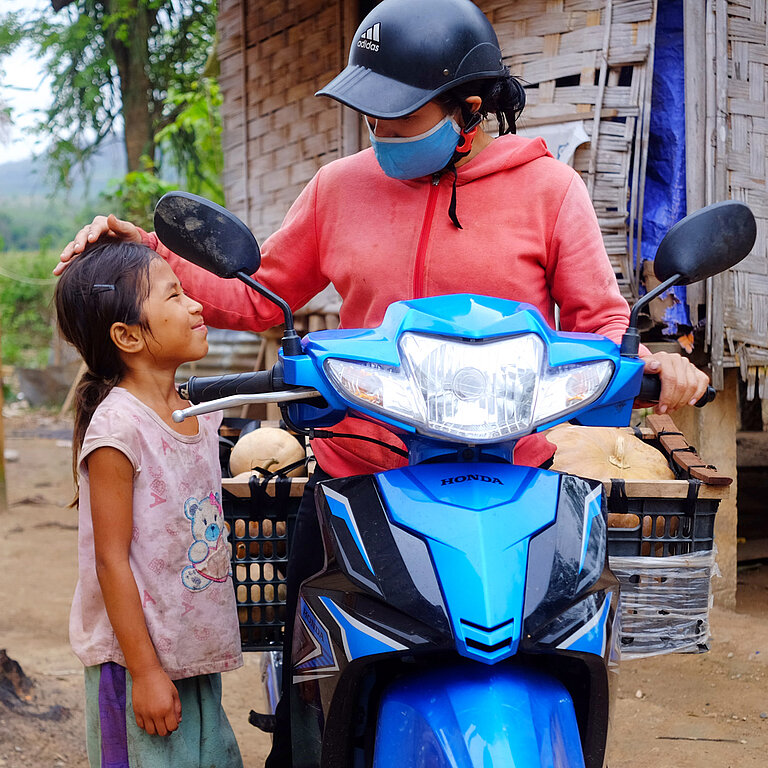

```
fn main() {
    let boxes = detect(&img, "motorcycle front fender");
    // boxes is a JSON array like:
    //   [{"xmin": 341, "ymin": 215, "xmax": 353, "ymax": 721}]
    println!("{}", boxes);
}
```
[{"xmin": 372, "ymin": 665, "xmax": 586, "ymax": 768}]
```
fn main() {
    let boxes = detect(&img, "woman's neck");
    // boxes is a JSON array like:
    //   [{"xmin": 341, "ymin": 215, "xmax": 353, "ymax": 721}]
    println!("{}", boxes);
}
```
[{"xmin": 455, "ymin": 128, "xmax": 493, "ymax": 168}]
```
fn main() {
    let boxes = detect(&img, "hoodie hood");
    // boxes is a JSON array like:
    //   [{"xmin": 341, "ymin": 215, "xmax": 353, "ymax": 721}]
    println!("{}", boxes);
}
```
[
  {"xmin": 388, "ymin": 132, "xmax": 553, "ymax": 190},
  {"xmin": 455, "ymin": 133, "xmax": 552, "ymax": 183},
  {"xmin": 392, "ymin": 133, "xmax": 554, "ymax": 228}
]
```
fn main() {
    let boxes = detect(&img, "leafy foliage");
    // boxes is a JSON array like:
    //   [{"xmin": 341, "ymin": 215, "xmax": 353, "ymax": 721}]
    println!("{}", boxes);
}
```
[
  {"xmin": 101, "ymin": 158, "xmax": 178, "ymax": 231},
  {"xmin": 155, "ymin": 78, "xmax": 224, "ymax": 204},
  {"xmin": 0, "ymin": 249, "xmax": 58, "ymax": 367},
  {"xmin": 0, "ymin": 1, "xmax": 217, "ymax": 184},
  {"xmin": 103, "ymin": 75, "xmax": 224, "ymax": 228}
]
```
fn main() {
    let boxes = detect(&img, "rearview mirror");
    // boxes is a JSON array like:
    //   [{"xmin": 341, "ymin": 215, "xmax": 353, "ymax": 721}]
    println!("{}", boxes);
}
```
[
  {"xmin": 621, "ymin": 200, "xmax": 756, "ymax": 357},
  {"xmin": 654, "ymin": 200, "xmax": 756, "ymax": 285},
  {"xmin": 153, "ymin": 191, "xmax": 261, "ymax": 278}
]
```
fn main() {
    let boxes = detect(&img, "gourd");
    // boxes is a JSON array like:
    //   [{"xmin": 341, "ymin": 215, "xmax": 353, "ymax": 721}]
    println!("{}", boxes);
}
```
[
  {"xmin": 547, "ymin": 424, "xmax": 676, "ymax": 544},
  {"xmin": 547, "ymin": 425, "xmax": 675, "ymax": 483},
  {"xmin": 229, "ymin": 427, "xmax": 306, "ymax": 478}
]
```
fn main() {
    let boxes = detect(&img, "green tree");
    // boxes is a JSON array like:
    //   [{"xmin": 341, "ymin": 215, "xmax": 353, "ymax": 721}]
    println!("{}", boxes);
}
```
[
  {"xmin": 102, "ymin": 75, "xmax": 224, "ymax": 229},
  {"xmin": 0, "ymin": 1, "xmax": 217, "ymax": 184},
  {"xmin": 0, "ymin": 12, "xmax": 20, "ymax": 140}
]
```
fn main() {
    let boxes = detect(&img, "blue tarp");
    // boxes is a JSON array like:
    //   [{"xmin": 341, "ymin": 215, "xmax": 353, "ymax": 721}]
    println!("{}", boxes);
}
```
[{"xmin": 636, "ymin": 0, "xmax": 690, "ymax": 335}]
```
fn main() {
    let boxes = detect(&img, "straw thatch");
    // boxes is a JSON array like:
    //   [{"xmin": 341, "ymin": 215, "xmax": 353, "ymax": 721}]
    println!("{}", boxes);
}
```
[{"xmin": 702, "ymin": 0, "xmax": 768, "ymax": 395}]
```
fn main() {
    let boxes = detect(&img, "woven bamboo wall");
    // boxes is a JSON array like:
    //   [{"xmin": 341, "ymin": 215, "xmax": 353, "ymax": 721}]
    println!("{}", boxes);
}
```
[
  {"xmin": 218, "ymin": 0, "xmax": 344, "ymax": 243},
  {"xmin": 709, "ymin": 0, "xmax": 768, "ymax": 397},
  {"xmin": 489, "ymin": 0, "xmax": 657, "ymax": 303},
  {"xmin": 217, "ymin": 0, "xmax": 654, "ymax": 306}
]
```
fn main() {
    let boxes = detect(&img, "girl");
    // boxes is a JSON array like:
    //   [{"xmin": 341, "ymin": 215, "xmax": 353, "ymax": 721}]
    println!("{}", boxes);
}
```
[{"xmin": 55, "ymin": 241, "xmax": 243, "ymax": 768}]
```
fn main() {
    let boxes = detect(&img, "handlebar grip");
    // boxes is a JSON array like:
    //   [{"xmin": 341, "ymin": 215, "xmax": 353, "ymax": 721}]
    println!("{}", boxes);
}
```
[
  {"xmin": 178, "ymin": 370, "xmax": 275, "ymax": 404},
  {"xmin": 637, "ymin": 375, "xmax": 716, "ymax": 408}
]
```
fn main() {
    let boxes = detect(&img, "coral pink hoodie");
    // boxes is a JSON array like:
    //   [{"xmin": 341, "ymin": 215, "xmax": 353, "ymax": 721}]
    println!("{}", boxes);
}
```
[{"xmin": 144, "ymin": 134, "xmax": 636, "ymax": 477}]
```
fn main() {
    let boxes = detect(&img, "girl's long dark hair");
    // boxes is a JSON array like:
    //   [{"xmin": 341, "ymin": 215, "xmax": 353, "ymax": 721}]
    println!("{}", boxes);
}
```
[
  {"xmin": 54, "ymin": 241, "xmax": 156, "ymax": 502},
  {"xmin": 438, "ymin": 68, "xmax": 527, "ymax": 135}
]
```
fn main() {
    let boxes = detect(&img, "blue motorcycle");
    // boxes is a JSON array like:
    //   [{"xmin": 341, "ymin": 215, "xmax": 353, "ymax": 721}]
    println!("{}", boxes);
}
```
[{"xmin": 156, "ymin": 194, "xmax": 755, "ymax": 768}]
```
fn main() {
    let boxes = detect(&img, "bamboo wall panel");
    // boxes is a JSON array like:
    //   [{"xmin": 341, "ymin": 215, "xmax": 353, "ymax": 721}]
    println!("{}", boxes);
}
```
[
  {"xmin": 218, "ymin": 0, "xmax": 344, "ymax": 244},
  {"xmin": 218, "ymin": 0, "xmax": 654, "ymax": 306},
  {"xmin": 710, "ymin": 0, "xmax": 768, "ymax": 397},
  {"xmin": 487, "ymin": 0, "xmax": 657, "ymax": 303}
]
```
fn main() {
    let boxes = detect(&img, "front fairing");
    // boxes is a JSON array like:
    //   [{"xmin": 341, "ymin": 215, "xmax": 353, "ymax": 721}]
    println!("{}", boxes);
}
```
[
  {"xmin": 281, "ymin": 295, "xmax": 628, "ymax": 767},
  {"xmin": 293, "ymin": 464, "xmax": 617, "ymax": 768},
  {"xmin": 281, "ymin": 294, "xmax": 645, "ymax": 445}
]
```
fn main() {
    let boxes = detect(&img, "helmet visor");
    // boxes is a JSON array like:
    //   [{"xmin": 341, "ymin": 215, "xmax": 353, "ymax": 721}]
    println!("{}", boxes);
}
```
[{"xmin": 316, "ymin": 64, "xmax": 439, "ymax": 120}]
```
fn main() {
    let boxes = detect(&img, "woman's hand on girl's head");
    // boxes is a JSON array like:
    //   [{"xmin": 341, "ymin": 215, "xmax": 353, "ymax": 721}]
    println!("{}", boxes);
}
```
[
  {"xmin": 642, "ymin": 350, "xmax": 710, "ymax": 413},
  {"xmin": 54, "ymin": 214, "xmax": 142, "ymax": 276},
  {"xmin": 131, "ymin": 666, "xmax": 182, "ymax": 736}
]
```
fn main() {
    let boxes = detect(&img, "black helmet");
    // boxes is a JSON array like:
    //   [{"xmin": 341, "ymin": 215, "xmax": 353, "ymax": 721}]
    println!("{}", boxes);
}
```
[{"xmin": 316, "ymin": 0, "xmax": 505, "ymax": 119}]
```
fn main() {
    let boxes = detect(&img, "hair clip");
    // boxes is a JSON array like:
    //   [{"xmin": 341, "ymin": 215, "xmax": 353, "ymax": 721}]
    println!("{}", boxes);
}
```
[{"xmin": 91, "ymin": 284, "xmax": 116, "ymax": 294}]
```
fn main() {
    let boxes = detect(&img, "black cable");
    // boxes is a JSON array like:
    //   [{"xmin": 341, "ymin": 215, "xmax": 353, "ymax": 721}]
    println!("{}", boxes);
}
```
[{"xmin": 280, "ymin": 405, "xmax": 409, "ymax": 459}]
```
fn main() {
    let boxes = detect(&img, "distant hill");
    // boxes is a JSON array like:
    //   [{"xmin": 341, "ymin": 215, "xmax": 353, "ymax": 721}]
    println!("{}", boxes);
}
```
[{"xmin": 0, "ymin": 135, "xmax": 127, "ymax": 201}]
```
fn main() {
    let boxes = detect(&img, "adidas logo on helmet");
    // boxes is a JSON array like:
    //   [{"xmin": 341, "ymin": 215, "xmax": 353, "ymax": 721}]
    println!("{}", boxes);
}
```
[{"xmin": 357, "ymin": 22, "xmax": 380, "ymax": 51}]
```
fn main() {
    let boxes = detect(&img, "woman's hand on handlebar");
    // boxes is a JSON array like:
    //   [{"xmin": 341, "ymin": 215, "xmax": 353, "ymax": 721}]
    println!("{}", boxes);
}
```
[
  {"xmin": 642, "ymin": 350, "xmax": 710, "ymax": 413},
  {"xmin": 54, "ymin": 214, "xmax": 142, "ymax": 276}
]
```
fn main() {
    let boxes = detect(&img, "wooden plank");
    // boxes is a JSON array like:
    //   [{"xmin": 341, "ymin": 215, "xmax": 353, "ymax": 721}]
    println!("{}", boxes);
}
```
[
  {"xmin": 223, "ymin": 476, "xmax": 308, "ymax": 498},
  {"xmin": 602, "ymin": 479, "xmax": 730, "ymax": 499},
  {"xmin": 645, "ymin": 413, "xmax": 734, "ymax": 485}
]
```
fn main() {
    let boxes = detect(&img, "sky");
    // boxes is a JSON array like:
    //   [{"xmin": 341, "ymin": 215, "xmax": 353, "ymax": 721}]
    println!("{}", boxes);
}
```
[{"xmin": 0, "ymin": 0, "xmax": 53, "ymax": 165}]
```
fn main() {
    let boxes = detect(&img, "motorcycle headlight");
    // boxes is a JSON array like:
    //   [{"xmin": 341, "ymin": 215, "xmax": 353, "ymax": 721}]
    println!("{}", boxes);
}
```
[
  {"xmin": 324, "ymin": 333, "xmax": 613, "ymax": 443},
  {"xmin": 533, "ymin": 359, "xmax": 615, "ymax": 424}
]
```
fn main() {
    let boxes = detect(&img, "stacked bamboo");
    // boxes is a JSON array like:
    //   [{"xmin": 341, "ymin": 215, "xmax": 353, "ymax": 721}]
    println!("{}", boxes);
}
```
[
  {"xmin": 708, "ymin": 0, "xmax": 768, "ymax": 397},
  {"xmin": 488, "ymin": 0, "xmax": 658, "ymax": 303},
  {"xmin": 217, "ymin": 0, "xmax": 343, "ymax": 243}
]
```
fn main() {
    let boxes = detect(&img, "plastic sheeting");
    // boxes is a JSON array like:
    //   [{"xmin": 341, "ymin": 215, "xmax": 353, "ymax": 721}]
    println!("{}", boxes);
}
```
[
  {"xmin": 517, "ymin": 121, "xmax": 590, "ymax": 167},
  {"xmin": 637, "ymin": 0, "xmax": 690, "ymax": 335},
  {"xmin": 610, "ymin": 549, "xmax": 719, "ymax": 660}
]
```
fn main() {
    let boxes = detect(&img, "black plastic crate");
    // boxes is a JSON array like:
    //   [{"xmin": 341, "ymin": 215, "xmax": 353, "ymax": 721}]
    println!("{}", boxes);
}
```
[
  {"xmin": 219, "ymin": 417, "xmax": 306, "ymax": 652},
  {"xmin": 606, "ymin": 477, "xmax": 721, "ymax": 657},
  {"xmin": 606, "ymin": 478, "xmax": 719, "ymax": 557},
  {"xmin": 223, "ymin": 476, "xmax": 301, "ymax": 652}
]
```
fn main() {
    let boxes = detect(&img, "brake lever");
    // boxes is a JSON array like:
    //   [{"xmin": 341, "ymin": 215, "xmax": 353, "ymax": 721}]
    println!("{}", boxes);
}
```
[{"xmin": 172, "ymin": 389, "xmax": 321, "ymax": 422}]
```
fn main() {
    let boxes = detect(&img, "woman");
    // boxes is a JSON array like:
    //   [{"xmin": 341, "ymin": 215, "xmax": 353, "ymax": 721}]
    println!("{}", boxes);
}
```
[{"xmin": 57, "ymin": 0, "xmax": 709, "ymax": 763}]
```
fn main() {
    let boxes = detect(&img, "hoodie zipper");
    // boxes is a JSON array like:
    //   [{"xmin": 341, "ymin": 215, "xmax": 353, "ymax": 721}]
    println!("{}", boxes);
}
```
[{"xmin": 413, "ymin": 174, "xmax": 441, "ymax": 298}]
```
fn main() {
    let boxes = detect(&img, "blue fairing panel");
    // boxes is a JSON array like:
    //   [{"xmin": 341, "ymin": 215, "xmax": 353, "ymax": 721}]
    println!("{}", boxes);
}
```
[
  {"xmin": 556, "ymin": 592, "xmax": 612, "ymax": 657},
  {"xmin": 283, "ymin": 293, "xmax": 646, "ymax": 431},
  {"xmin": 372, "ymin": 665, "xmax": 585, "ymax": 768},
  {"xmin": 377, "ymin": 463, "xmax": 560, "ymax": 663}
]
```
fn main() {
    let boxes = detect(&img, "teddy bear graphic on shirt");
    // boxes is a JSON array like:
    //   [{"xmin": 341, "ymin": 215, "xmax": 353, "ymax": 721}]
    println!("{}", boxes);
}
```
[{"xmin": 181, "ymin": 492, "xmax": 232, "ymax": 592}]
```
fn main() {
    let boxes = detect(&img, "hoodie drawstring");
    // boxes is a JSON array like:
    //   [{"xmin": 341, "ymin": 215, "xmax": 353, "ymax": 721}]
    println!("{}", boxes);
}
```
[
  {"xmin": 448, "ymin": 165, "xmax": 461, "ymax": 229},
  {"xmin": 444, "ymin": 112, "xmax": 482, "ymax": 229}
]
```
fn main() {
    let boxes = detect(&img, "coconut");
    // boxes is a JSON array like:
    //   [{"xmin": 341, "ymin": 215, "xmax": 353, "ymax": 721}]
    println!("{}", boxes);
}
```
[{"xmin": 229, "ymin": 427, "xmax": 306, "ymax": 477}]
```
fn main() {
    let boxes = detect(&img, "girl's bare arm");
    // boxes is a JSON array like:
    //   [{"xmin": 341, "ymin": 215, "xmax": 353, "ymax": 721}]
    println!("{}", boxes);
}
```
[{"xmin": 88, "ymin": 446, "xmax": 182, "ymax": 737}]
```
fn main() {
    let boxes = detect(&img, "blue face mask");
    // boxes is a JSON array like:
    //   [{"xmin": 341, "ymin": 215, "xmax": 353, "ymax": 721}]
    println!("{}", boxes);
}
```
[{"xmin": 368, "ymin": 116, "xmax": 461, "ymax": 179}]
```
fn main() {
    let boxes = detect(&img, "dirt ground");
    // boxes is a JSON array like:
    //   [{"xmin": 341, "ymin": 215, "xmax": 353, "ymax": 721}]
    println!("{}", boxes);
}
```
[{"xmin": 1, "ymin": 409, "xmax": 765, "ymax": 768}]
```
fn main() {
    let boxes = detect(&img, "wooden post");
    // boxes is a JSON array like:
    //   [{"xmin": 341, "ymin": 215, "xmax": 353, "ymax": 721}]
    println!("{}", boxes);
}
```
[
  {"xmin": 683, "ymin": 0, "xmax": 707, "ymax": 316},
  {"xmin": 674, "ymin": 367, "xmax": 740, "ymax": 610}
]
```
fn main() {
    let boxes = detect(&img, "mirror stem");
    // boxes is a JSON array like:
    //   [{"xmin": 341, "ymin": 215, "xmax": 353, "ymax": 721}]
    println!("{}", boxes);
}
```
[
  {"xmin": 236, "ymin": 271, "xmax": 304, "ymax": 357},
  {"xmin": 620, "ymin": 272, "xmax": 681, "ymax": 357}
]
